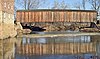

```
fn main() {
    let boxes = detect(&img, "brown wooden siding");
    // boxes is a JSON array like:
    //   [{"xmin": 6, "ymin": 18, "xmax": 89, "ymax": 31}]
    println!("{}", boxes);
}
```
[{"xmin": 16, "ymin": 10, "xmax": 97, "ymax": 23}]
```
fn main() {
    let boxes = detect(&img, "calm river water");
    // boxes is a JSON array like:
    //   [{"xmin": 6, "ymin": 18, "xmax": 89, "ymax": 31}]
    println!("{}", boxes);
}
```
[{"xmin": 0, "ymin": 32, "xmax": 100, "ymax": 59}]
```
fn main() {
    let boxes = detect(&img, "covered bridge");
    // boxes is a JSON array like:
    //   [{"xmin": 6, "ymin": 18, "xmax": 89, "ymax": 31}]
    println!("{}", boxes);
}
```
[
  {"xmin": 16, "ymin": 9, "xmax": 97, "ymax": 31},
  {"xmin": 16, "ymin": 9, "xmax": 97, "ymax": 23}
]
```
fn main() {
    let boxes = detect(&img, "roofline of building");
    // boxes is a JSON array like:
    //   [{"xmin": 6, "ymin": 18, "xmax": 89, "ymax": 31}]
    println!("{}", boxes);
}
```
[{"xmin": 17, "ymin": 9, "xmax": 97, "ymax": 12}]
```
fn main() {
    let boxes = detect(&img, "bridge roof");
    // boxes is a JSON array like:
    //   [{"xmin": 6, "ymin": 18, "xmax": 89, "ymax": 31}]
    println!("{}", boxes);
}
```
[{"xmin": 17, "ymin": 9, "xmax": 97, "ymax": 12}]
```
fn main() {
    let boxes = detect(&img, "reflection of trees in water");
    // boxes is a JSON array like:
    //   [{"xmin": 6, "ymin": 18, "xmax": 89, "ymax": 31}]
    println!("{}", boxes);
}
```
[
  {"xmin": 91, "ymin": 35, "xmax": 100, "ymax": 42},
  {"xmin": 22, "ymin": 35, "xmax": 91, "ymax": 44},
  {"xmin": 48, "ymin": 35, "xmax": 91, "ymax": 43},
  {"xmin": 90, "ymin": 35, "xmax": 100, "ymax": 56},
  {"xmin": 96, "ymin": 41, "xmax": 100, "ymax": 56},
  {"xmin": 22, "ymin": 37, "xmax": 47, "ymax": 44}
]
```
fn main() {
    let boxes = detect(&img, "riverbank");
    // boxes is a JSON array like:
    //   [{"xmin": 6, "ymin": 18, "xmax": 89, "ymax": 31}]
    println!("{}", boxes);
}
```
[{"xmin": 17, "ymin": 32, "xmax": 100, "ymax": 38}]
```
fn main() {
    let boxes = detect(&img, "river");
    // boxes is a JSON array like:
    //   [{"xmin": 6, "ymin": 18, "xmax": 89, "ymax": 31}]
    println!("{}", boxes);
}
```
[{"xmin": 0, "ymin": 32, "xmax": 100, "ymax": 59}]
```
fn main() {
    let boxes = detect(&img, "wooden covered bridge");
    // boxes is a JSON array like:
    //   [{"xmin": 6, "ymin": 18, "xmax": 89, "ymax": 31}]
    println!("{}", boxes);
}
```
[
  {"xmin": 16, "ymin": 9, "xmax": 97, "ymax": 23},
  {"xmin": 16, "ymin": 9, "xmax": 97, "ymax": 31}
]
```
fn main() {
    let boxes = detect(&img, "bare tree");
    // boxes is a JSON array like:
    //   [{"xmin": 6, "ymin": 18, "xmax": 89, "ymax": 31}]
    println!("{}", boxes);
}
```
[
  {"xmin": 52, "ymin": 0, "xmax": 60, "ymax": 9},
  {"xmin": 82, "ymin": 0, "xmax": 86, "ymax": 10},
  {"xmin": 60, "ymin": 0, "xmax": 68, "ymax": 9},
  {"xmin": 74, "ymin": 2, "xmax": 81, "ymax": 10},
  {"xmin": 88, "ymin": 0, "xmax": 100, "ymax": 11},
  {"xmin": 52, "ymin": 0, "xmax": 68, "ymax": 9},
  {"xmin": 17, "ymin": 0, "xmax": 45, "ymax": 10},
  {"xmin": 74, "ymin": 0, "xmax": 87, "ymax": 10},
  {"xmin": 88, "ymin": 0, "xmax": 100, "ymax": 20}
]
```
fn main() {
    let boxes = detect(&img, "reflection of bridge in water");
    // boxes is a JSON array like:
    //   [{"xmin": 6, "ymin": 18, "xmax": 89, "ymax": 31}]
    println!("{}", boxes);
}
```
[
  {"xmin": 16, "ymin": 43, "xmax": 96, "ymax": 55},
  {"xmin": 0, "ymin": 35, "xmax": 100, "ymax": 59},
  {"xmin": 16, "ymin": 35, "xmax": 97, "ymax": 55}
]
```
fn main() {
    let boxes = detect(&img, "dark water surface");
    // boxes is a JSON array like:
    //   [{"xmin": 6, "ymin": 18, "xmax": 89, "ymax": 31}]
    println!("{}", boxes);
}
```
[
  {"xmin": 15, "ymin": 54, "xmax": 96, "ymax": 59},
  {"xmin": 1, "ymin": 32, "xmax": 100, "ymax": 59}
]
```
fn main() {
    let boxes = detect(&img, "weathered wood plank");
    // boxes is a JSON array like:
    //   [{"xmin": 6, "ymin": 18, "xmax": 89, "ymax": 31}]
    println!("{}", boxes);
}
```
[{"xmin": 16, "ymin": 10, "xmax": 97, "ymax": 23}]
